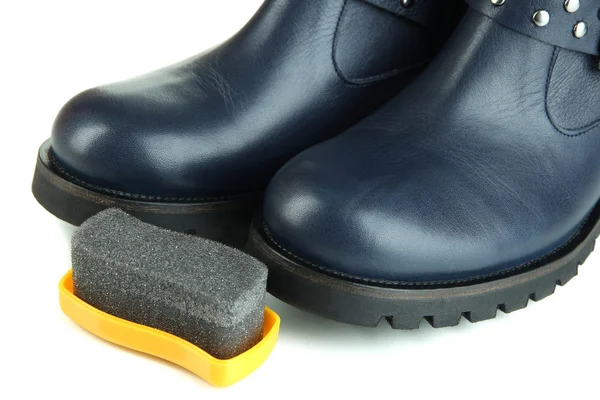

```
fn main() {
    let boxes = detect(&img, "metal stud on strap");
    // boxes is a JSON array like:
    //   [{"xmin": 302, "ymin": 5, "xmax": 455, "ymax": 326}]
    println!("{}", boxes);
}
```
[{"xmin": 467, "ymin": 0, "xmax": 600, "ymax": 56}]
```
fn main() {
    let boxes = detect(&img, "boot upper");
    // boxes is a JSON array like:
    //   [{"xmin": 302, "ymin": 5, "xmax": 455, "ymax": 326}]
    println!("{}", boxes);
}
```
[
  {"xmin": 49, "ymin": 0, "xmax": 459, "ymax": 199},
  {"xmin": 263, "ymin": 3, "xmax": 600, "ymax": 284}
]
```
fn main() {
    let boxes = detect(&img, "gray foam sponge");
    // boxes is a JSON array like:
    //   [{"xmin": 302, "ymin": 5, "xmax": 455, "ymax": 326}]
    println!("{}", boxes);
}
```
[{"xmin": 71, "ymin": 209, "xmax": 268, "ymax": 360}]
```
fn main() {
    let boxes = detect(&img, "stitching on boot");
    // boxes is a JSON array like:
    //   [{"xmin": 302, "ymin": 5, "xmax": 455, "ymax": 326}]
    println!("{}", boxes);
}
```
[
  {"xmin": 47, "ymin": 149, "xmax": 255, "ymax": 203},
  {"xmin": 262, "ymin": 211, "xmax": 591, "ymax": 288}
]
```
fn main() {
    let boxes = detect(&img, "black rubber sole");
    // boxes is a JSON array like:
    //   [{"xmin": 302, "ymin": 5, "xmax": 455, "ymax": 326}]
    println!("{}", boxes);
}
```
[
  {"xmin": 32, "ymin": 139, "xmax": 262, "ymax": 248},
  {"xmin": 246, "ymin": 213, "xmax": 599, "ymax": 329}
]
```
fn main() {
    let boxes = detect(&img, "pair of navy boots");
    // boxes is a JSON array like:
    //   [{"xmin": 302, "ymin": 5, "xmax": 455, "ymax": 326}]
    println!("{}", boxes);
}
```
[{"xmin": 33, "ymin": 0, "xmax": 600, "ymax": 328}]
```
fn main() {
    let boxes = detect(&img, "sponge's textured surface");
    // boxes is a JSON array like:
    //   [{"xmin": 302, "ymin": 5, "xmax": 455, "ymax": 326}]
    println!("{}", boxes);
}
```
[{"xmin": 71, "ymin": 209, "xmax": 268, "ymax": 360}]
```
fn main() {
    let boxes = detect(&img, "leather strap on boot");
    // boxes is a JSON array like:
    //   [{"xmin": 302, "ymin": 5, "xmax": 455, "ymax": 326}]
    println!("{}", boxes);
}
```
[{"xmin": 466, "ymin": 0, "xmax": 600, "ymax": 56}]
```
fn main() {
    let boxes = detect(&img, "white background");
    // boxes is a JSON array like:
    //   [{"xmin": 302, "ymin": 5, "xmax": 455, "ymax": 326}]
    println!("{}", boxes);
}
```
[{"xmin": 1, "ymin": 1, "xmax": 598, "ymax": 399}]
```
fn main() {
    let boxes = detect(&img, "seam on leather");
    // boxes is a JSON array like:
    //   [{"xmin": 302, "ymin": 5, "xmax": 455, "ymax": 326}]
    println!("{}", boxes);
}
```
[
  {"xmin": 262, "ymin": 210, "xmax": 591, "ymax": 288},
  {"xmin": 331, "ymin": 0, "xmax": 431, "ymax": 86},
  {"xmin": 545, "ymin": 48, "xmax": 600, "ymax": 137},
  {"xmin": 47, "ymin": 148, "xmax": 255, "ymax": 203}
]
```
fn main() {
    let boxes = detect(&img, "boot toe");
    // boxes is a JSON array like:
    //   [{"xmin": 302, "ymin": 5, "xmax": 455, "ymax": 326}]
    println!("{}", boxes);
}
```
[
  {"xmin": 263, "ymin": 136, "xmax": 586, "ymax": 285},
  {"xmin": 49, "ymin": 83, "xmax": 201, "ymax": 198},
  {"xmin": 50, "ymin": 87, "xmax": 135, "ymax": 193}
]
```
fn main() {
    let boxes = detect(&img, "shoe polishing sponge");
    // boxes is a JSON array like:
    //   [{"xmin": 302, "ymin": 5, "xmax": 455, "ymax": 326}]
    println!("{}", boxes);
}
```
[{"xmin": 71, "ymin": 209, "xmax": 268, "ymax": 360}]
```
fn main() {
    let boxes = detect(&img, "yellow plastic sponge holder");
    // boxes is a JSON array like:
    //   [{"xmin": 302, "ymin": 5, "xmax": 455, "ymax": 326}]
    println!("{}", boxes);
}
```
[{"xmin": 58, "ymin": 270, "xmax": 280, "ymax": 387}]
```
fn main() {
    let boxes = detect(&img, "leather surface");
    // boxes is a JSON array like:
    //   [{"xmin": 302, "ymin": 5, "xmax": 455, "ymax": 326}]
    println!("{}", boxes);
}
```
[
  {"xmin": 263, "ymin": 9, "xmax": 600, "ymax": 283},
  {"xmin": 546, "ymin": 48, "xmax": 600, "ymax": 134},
  {"xmin": 334, "ymin": 0, "xmax": 433, "ymax": 84},
  {"xmin": 467, "ymin": 0, "xmax": 600, "ymax": 56},
  {"xmin": 51, "ymin": 0, "xmax": 458, "ymax": 198}
]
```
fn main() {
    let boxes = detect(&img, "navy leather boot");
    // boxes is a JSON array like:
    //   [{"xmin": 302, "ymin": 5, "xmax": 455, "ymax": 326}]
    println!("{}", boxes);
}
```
[
  {"xmin": 32, "ymin": 0, "xmax": 462, "ymax": 247},
  {"xmin": 249, "ymin": 0, "xmax": 600, "ymax": 327}
]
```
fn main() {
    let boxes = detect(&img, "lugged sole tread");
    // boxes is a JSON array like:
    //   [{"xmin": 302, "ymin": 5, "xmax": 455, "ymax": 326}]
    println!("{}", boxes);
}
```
[
  {"xmin": 384, "ymin": 251, "xmax": 590, "ymax": 329},
  {"xmin": 247, "ymin": 214, "xmax": 599, "ymax": 330}
]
